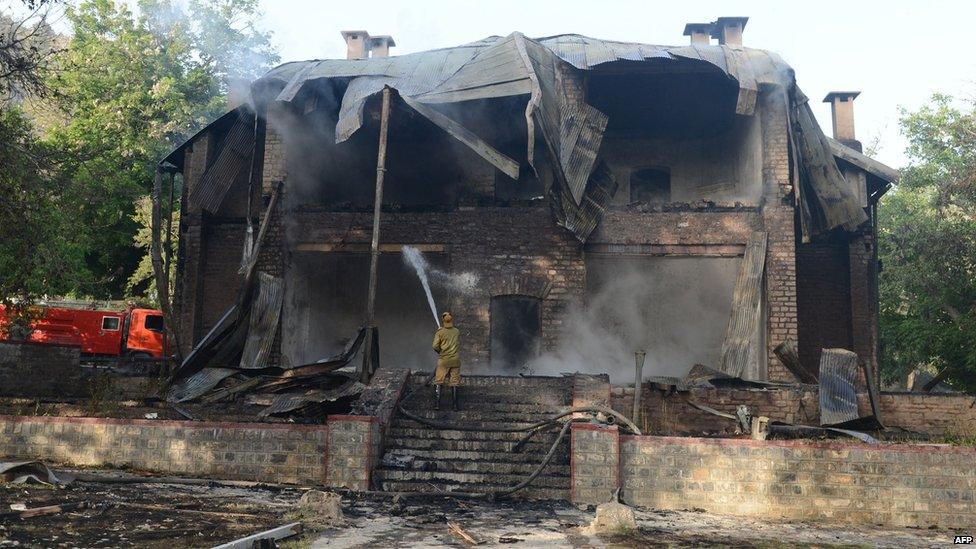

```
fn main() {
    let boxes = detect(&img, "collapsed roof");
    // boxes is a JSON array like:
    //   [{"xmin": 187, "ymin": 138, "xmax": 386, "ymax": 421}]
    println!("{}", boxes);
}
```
[{"xmin": 169, "ymin": 32, "xmax": 897, "ymax": 241}]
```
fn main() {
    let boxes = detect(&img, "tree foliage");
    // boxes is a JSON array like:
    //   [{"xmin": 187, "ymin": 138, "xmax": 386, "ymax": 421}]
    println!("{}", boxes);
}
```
[
  {"xmin": 0, "ymin": 107, "xmax": 86, "ymax": 336},
  {"xmin": 879, "ymin": 94, "xmax": 976, "ymax": 391},
  {"xmin": 38, "ymin": 0, "xmax": 277, "ymax": 298}
]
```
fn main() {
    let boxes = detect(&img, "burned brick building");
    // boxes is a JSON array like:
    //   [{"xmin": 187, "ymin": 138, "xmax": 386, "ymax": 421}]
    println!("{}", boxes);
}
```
[{"xmin": 161, "ymin": 19, "xmax": 898, "ymax": 387}]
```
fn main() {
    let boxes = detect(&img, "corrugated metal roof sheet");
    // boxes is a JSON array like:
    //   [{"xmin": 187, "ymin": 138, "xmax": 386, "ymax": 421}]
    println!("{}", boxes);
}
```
[
  {"xmin": 172, "ymin": 32, "xmax": 888, "ymax": 242},
  {"xmin": 239, "ymin": 272, "xmax": 284, "ymax": 370},
  {"xmin": 818, "ymin": 348, "xmax": 861, "ymax": 426}
]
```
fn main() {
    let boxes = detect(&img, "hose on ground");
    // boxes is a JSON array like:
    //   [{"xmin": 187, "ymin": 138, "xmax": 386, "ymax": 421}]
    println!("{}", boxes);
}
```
[{"xmin": 397, "ymin": 404, "xmax": 642, "ymax": 436}]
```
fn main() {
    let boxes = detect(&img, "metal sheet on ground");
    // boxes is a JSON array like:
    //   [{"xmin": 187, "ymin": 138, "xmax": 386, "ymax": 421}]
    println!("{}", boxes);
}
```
[{"xmin": 818, "ymin": 348, "xmax": 861, "ymax": 426}]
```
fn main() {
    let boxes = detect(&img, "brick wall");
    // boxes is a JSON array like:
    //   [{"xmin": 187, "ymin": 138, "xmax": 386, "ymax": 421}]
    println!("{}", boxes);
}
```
[
  {"xmin": 570, "ymin": 423, "xmax": 618, "ymax": 504},
  {"xmin": 759, "ymin": 87, "xmax": 798, "ymax": 382},
  {"xmin": 290, "ymin": 208, "xmax": 582, "ymax": 364},
  {"xmin": 796, "ymin": 233, "xmax": 853, "ymax": 378},
  {"xmin": 848, "ymin": 225, "xmax": 879, "ymax": 378},
  {"xmin": 0, "ymin": 415, "xmax": 328, "ymax": 484},
  {"xmin": 197, "ymin": 223, "xmax": 247, "ymax": 339},
  {"xmin": 618, "ymin": 436, "xmax": 976, "ymax": 528},
  {"xmin": 0, "ymin": 342, "xmax": 84, "ymax": 398},
  {"xmin": 611, "ymin": 385, "xmax": 976, "ymax": 437}
]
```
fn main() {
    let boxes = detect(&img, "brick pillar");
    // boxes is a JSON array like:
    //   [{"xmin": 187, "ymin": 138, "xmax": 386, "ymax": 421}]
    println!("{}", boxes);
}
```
[
  {"xmin": 176, "ymin": 134, "xmax": 213, "ymax": 352},
  {"xmin": 570, "ymin": 423, "xmax": 619, "ymax": 504},
  {"xmin": 848, "ymin": 225, "xmax": 877, "ymax": 388},
  {"xmin": 760, "ymin": 86, "xmax": 798, "ymax": 382},
  {"xmin": 324, "ymin": 415, "xmax": 381, "ymax": 491},
  {"xmin": 256, "ymin": 106, "xmax": 288, "ymax": 367}
]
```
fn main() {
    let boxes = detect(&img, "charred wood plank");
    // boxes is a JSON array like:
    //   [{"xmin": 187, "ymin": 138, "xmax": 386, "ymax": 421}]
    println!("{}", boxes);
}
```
[
  {"xmin": 774, "ymin": 340, "xmax": 817, "ymax": 384},
  {"xmin": 719, "ymin": 231, "xmax": 767, "ymax": 379}
]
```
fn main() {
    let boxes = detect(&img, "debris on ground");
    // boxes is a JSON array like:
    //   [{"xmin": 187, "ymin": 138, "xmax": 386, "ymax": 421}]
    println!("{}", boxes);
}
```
[
  {"xmin": 295, "ymin": 489, "xmax": 345, "ymax": 530},
  {"xmin": 448, "ymin": 520, "xmax": 480, "ymax": 545},
  {"xmin": 582, "ymin": 501, "xmax": 637, "ymax": 535},
  {"xmin": 0, "ymin": 461, "xmax": 70, "ymax": 486},
  {"xmin": 0, "ymin": 468, "xmax": 303, "ymax": 548}
]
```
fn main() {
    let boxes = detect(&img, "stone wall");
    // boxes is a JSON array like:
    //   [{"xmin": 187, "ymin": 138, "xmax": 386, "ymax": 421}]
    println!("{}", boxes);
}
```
[
  {"xmin": 324, "ymin": 415, "xmax": 381, "ymax": 491},
  {"xmin": 611, "ymin": 385, "xmax": 976, "ymax": 438},
  {"xmin": 616, "ymin": 436, "xmax": 976, "ymax": 528},
  {"xmin": 570, "ymin": 423, "xmax": 618, "ymax": 504},
  {"xmin": 0, "ymin": 415, "xmax": 328, "ymax": 484},
  {"xmin": 0, "ymin": 341, "xmax": 84, "ymax": 398}
]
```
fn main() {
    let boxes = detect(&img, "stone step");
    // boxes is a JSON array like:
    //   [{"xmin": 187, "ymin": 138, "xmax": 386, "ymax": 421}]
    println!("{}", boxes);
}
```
[
  {"xmin": 392, "ymin": 418, "xmax": 560, "ymax": 432},
  {"xmin": 373, "ymin": 469, "xmax": 570, "ymax": 489},
  {"xmin": 406, "ymin": 374, "xmax": 573, "ymax": 389},
  {"xmin": 382, "ymin": 447, "xmax": 569, "ymax": 466},
  {"xmin": 404, "ymin": 392, "xmax": 570, "ymax": 407},
  {"xmin": 398, "ymin": 399, "xmax": 570, "ymax": 414},
  {"xmin": 379, "ymin": 454, "xmax": 570, "ymax": 477},
  {"xmin": 387, "ymin": 436, "xmax": 566, "ymax": 454},
  {"xmin": 396, "ymin": 409, "xmax": 569, "ymax": 424},
  {"xmin": 377, "ymin": 480, "xmax": 569, "ymax": 501},
  {"xmin": 389, "ymin": 425, "xmax": 566, "ymax": 443}
]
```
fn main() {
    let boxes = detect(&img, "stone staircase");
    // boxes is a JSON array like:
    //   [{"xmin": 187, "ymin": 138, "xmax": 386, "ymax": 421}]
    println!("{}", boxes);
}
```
[{"xmin": 374, "ymin": 375, "xmax": 577, "ymax": 500}]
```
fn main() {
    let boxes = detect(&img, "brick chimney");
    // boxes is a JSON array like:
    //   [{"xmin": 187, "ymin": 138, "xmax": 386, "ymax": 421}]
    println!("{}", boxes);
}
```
[
  {"xmin": 683, "ymin": 23, "xmax": 714, "ymax": 45},
  {"xmin": 368, "ymin": 35, "xmax": 396, "ymax": 58},
  {"xmin": 823, "ymin": 91, "xmax": 861, "ymax": 150},
  {"xmin": 710, "ymin": 16, "xmax": 748, "ymax": 46},
  {"xmin": 341, "ymin": 30, "xmax": 370, "ymax": 59}
]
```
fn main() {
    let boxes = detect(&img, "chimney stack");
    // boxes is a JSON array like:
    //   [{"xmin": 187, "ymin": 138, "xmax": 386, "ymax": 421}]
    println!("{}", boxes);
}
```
[
  {"xmin": 340, "ymin": 30, "xmax": 396, "ymax": 60},
  {"xmin": 710, "ymin": 16, "xmax": 748, "ymax": 46},
  {"xmin": 368, "ymin": 35, "xmax": 396, "ymax": 58},
  {"xmin": 823, "ymin": 91, "xmax": 861, "ymax": 148},
  {"xmin": 683, "ymin": 23, "xmax": 714, "ymax": 45}
]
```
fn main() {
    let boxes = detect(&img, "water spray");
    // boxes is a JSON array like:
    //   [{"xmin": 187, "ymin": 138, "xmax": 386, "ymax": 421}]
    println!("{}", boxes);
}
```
[{"xmin": 402, "ymin": 246, "xmax": 441, "ymax": 328}]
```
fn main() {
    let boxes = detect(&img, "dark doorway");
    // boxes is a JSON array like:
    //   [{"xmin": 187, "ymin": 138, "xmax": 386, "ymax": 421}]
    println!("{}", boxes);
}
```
[
  {"xmin": 490, "ymin": 295, "xmax": 542, "ymax": 372},
  {"xmin": 630, "ymin": 167, "xmax": 671, "ymax": 203}
]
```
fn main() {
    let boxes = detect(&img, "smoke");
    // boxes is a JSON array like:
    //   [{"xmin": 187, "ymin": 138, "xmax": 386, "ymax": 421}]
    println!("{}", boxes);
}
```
[{"xmin": 522, "ymin": 257, "xmax": 740, "ymax": 383}]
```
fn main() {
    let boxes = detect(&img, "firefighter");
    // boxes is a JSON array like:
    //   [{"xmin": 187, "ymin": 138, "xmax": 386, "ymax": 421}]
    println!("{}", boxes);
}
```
[{"xmin": 432, "ymin": 311, "xmax": 461, "ymax": 411}]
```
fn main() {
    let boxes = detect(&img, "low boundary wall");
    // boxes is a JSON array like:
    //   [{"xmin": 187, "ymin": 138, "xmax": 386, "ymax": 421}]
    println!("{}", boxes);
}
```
[
  {"xmin": 0, "ymin": 368, "xmax": 412, "ymax": 488},
  {"xmin": 611, "ymin": 385, "xmax": 976, "ymax": 437},
  {"xmin": 570, "ymin": 424, "xmax": 976, "ymax": 529}
]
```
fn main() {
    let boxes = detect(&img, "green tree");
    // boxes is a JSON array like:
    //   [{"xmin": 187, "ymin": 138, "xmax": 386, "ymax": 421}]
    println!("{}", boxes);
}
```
[
  {"xmin": 43, "ymin": 0, "xmax": 276, "ymax": 298},
  {"xmin": 0, "ymin": 107, "xmax": 86, "ymax": 337},
  {"xmin": 879, "ymin": 94, "xmax": 976, "ymax": 391}
]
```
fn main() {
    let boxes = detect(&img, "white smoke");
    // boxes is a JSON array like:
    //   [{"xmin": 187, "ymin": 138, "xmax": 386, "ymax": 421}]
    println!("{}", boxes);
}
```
[{"xmin": 523, "ymin": 257, "xmax": 739, "ymax": 383}]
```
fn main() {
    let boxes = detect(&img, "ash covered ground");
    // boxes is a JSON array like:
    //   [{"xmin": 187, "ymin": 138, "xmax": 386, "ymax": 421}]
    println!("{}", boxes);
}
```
[{"xmin": 1, "ymin": 468, "xmax": 954, "ymax": 548}]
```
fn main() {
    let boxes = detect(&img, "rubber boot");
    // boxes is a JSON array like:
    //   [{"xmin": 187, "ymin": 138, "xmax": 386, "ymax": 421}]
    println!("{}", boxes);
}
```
[
  {"xmin": 452, "ymin": 386, "xmax": 460, "ymax": 411},
  {"xmin": 434, "ymin": 385, "xmax": 442, "ymax": 411}
]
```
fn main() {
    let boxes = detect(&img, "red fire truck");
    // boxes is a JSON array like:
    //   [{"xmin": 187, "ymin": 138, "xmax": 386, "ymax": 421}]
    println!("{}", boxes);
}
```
[{"xmin": 0, "ymin": 302, "xmax": 166, "ymax": 358}]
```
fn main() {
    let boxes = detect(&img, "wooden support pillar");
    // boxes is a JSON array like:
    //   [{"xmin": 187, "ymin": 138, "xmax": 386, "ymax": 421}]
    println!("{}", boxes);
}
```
[{"xmin": 362, "ymin": 87, "xmax": 392, "ymax": 384}]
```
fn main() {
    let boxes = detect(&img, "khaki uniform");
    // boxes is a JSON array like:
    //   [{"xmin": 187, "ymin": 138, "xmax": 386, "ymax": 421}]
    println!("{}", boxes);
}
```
[{"xmin": 432, "ymin": 325, "xmax": 461, "ymax": 386}]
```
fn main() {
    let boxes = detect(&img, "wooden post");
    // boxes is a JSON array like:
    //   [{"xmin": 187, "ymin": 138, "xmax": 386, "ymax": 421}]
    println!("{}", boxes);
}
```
[
  {"xmin": 632, "ymin": 350, "xmax": 646, "ymax": 425},
  {"xmin": 362, "ymin": 87, "xmax": 392, "ymax": 383},
  {"xmin": 163, "ymin": 170, "xmax": 182, "ymax": 364}
]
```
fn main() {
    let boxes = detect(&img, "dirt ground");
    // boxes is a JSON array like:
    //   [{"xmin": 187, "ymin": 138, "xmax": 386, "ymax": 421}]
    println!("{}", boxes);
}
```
[
  {"xmin": 309, "ymin": 495, "xmax": 956, "ymax": 548},
  {"xmin": 0, "ymin": 470, "xmax": 959, "ymax": 548},
  {"xmin": 0, "ymin": 471, "xmax": 305, "ymax": 547}
]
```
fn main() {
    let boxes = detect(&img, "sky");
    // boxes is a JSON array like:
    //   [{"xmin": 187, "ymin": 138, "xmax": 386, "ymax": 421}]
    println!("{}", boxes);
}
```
[{"xmin": 255, "ymin": 0, "xmax": 976, "ymax": 169}]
